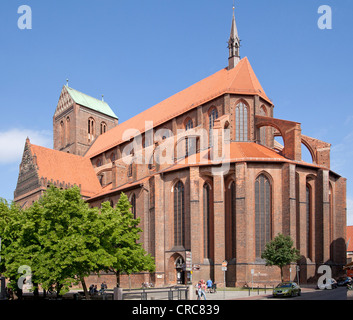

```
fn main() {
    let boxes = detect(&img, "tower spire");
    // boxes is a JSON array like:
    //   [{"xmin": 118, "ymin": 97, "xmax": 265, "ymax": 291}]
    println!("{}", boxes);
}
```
[{"xmin": 228, "ymin": 4, "xmax": 240, "ymax": 70}]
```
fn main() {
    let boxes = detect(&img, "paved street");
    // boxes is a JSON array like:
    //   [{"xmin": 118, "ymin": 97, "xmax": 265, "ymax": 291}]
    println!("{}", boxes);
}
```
[
  {"xmin": 236, "ymin": 286, "xmax": 347, "ymax": 301},
  {"xmin": 121, "ymin": 285, "xmax": 348, "ymax": 301},
  {"xmin": 268, "ymin": 287, "xmax": 347, "ymax": 300}
]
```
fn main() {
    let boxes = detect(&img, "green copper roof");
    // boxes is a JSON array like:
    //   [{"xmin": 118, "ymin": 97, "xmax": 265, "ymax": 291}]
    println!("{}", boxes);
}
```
[{"xmin": 65, "ymin": 86, "xmax": 118, "ymax": 119}]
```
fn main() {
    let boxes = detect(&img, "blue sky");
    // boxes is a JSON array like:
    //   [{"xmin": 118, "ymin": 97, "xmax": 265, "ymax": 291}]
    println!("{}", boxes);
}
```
[{"xmin": 0, "ymin": 0, "xmax": 352, "ymax": 225}]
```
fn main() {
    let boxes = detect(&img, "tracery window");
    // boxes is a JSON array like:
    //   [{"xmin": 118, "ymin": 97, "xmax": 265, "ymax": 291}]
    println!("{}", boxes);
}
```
[
  {"xmin": 255, "ymin": 174, "xmax": 272, "ymax": 258},
  {"xmin": 174, "ymin": 181, "xmax": 185, "ymax": 247},
  {"xmin": 235, "ymin": 103, "xmax": 248, "ymax": 142},
  {"xmin": 230, "ymin": 181, "xmax": 236, "ymax": 258},
  {"xmin": 185, "ymin": 119, "xmax": 194, "ymax": 157},
  {"xmin": 209, "ymin": 108, "xmax": 218, "ymax": 147},
  {"xmin": 203, "ymin": 183, "xmax": 212, "ymax": 259},
  {"xmin": 306, "ymin": 185, "xmax": 312, "ymax": 260}
]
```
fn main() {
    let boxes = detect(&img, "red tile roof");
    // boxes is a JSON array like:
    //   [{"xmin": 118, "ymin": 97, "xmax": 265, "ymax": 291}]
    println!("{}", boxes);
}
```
[
  {"xmin": 30, "ymin": 143, "xmax": 102, "ymax": 197},
  {"xmin": 85, "ymin": 57, "xmax": 271, "ymax": 159}
]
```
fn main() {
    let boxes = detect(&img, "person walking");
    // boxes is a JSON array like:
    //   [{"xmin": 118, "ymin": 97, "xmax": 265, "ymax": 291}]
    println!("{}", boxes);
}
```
[
  {"xmin": 206, "ymin": 279, "xmax": 213, "ymax": 293},
  {"xmin": 200, "ymin": 279, "xmax": 207, "ymax": 300},
  {"xmin": 195, "ymin": 281, "xmax": 202, "ymax": 300}
]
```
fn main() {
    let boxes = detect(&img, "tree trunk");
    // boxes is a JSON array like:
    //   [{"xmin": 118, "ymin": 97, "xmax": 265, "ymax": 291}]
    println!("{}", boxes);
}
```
[
  {"xmin": 280, "ymin": 266, "xmax": 284, "ymax": 282},
  {"xmin": 56, "ymin": 283, "xmax": 63, "ymax": 299},
  {"xmin": 33, "ymin": 283, "xmax": 39, "ymax": 299},
  {"xmin": 80, "ymin": 276, "xmax": 90, "ymax": 300},
  {"xmin": 116, "ymin": 271, "xmax": 120, "ymax": 288}
]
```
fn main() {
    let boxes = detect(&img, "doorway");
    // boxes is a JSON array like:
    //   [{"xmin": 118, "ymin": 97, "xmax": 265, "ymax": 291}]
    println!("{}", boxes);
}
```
[{"xmin": 175, "ymin": 256, "xmax": 185, "ymax": 285}]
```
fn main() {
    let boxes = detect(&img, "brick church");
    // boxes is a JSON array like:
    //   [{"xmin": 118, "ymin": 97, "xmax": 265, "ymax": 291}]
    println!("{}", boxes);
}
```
[{"xmin": 14, "ymin": 10, "xmax": 347, "ymax": 287}]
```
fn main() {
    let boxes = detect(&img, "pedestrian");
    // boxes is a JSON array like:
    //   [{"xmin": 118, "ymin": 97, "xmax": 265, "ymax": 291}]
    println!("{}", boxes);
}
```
[
  {"xmin": 195, "ymin": 281, "xmax": 202, "ymax": 300},
  {"xmin": 100, "ymin": 281, "xmax": 107, "ymax": 294},
  {"xmin": 212, "ymin": 281, "xmax": 217, "ymax": 293},
  {"xmin": 200, "ymin": 279, "xmax": 207, "ymax": 300},
  {"xmin": 206, "ymin": 279, "xmax": 213, "ymax": 293},
  {"xmin": 89, "ymin": 284, "xmax": 94, "ymax": 295}
]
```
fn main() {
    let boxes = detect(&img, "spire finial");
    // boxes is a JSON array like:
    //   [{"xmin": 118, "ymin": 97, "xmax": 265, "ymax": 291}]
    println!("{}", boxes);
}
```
[
  {"xmin": 66, "ymin": 79, "xmax": 69, "ymax": 87},
  {"xmin": 228, "ymin": 3, "xmax": 240, "ymax": 70}
]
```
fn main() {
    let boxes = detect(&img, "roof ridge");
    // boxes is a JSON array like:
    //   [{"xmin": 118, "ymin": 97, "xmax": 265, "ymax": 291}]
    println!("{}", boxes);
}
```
[
  {"xmin": 65, "ymin": 86, "xmax": 118, "ymax": 119},
  {"xmin": 227, "ymin": 57, "xmax": 246, "ymax": 89},
  {"xmin": 31, "ymin": 143, "xmax": 86, "ymax": 160},
  {"xmin": 67, "ymin": 86, "xmax": 108, "ymax": 105},
  {"xmin": 85, "ymin": 59, "xmax": 271, "ymax": 158}
]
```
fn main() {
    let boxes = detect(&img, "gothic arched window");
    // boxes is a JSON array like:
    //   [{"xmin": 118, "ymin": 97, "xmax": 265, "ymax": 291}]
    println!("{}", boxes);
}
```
[
  {"xmin": 131, "ymin": 193, "xmax": 136, "ymax": 219},
  {"xmin": 209, "ymin": 108, "xmax": 218, "ymax": 147},
  {"xmin": 255, "ymin": 174, "xmax": 272, "ymax": 258},
  {"xmin": 235, "ymin": 103, "xmax": 248, "ymax": 142},
  {"xmin": 128, "ymin": 163, "xmax": 133, "ymax": 177},
  {"xmin": 306, "ymin": 184, "xmax": 312, "ymax": 260},
  {"xmin": 60, "ymin": 120, "xmax": 64, "ymax": 147},
  {"xmin": 185, "ymin": 119, "xmax": 195, "ymax": 157},
  {"xmin": 100, "ymin": 122, "xmax": 107, "ymax": 135},
  {"xmin": 174, "ymin": 181, "xmax": 185, "ymax": 247},
  {"xmin": 65, "ymin": 117, "xmax": 70, "ymax": 146},
  {"xmin": 185, "ymin": 119, "xmax": 193, "ymax": 131},
  {"xmin": 259, "ymin": 106, "xmax": 267, "ymax": 145},
  {"xmin": 203, "ymin": 183, "xmax": 213, "ymax": 259},
  {"xmin": 88, "ymin": 118, "xmax": 95, "ymax": 143},
  {"xmin": 230, "ymin": 181, "xmax": 236, "ymax": 259}
]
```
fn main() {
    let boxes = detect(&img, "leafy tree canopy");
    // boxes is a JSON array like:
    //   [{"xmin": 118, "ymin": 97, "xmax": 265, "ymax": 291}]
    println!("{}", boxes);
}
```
[
  {"xmin": 261, "ymin": 233, "xmax": 300, "ymax": 282},
  {"xmin": 0, "ymin": 187, "xmax": 155, "ymax": 298}
]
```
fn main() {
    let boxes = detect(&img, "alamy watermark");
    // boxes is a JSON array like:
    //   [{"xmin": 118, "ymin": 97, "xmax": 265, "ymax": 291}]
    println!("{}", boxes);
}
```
[
  {"xmin": 16, "ymin": 4, "xmax": 333, "ymax": 30},
  {"xmin": 17, "ymin": 5, "xmax": 32, "ymax": 30},
  {"xmin": 318, "ymin": 5, "xmax": 332, "ymax": 30}
]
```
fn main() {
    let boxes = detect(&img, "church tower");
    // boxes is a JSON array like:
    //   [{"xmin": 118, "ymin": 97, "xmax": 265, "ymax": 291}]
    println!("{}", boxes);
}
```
[
  {"xmin": 53, "ymin": 82, "xmax": 119, "ymax": 156},
  {"xmin": 228, "ymin": 7, "xmax": 241, "ymax": 70}
]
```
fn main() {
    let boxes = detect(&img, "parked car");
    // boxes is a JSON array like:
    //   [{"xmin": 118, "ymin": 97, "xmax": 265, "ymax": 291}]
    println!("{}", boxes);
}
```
[
  {"xmin": 273, "ymin": 282, "xmax": 301, "ymax": 298},
  {"xmin": 317, "ymin": 278, "xmax": 337, "ymax": 290},
  {"xmin": 337, "ymin": 277, "xmax": 352, "ymax": 287}
]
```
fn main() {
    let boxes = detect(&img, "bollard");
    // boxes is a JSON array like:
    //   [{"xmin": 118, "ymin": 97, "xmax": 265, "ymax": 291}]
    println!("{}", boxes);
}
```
[
  {"xmin": 141, "ymin": 288, "xmax": 147, "ymax": 300},
  {"xmin": 168, "ymin": 288, "xmax": 173, "ymax": 300}
]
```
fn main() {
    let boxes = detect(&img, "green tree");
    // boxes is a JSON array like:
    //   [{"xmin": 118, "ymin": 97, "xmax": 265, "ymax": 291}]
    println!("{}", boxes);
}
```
[
  {"xmin": 0, "ymin": 188, "xmax": 155, "ymax": 299},
  {"xmin": 261, "ymin": 233, "xmax": 300, "ymax": 282},
  {"xmin": 33, "ymin": 186, "xmax": 116, "ymax": 298},
  {"xmin": 99, "ymin": 193, "xmax": 155, "ymax": 287},
  {"xmin": 0, "ymin": 199, "xmax": 41, "ymax": 299},
  {"xmin": 0, "ymin": 187, "xmax": 116, "ymax": 299}
]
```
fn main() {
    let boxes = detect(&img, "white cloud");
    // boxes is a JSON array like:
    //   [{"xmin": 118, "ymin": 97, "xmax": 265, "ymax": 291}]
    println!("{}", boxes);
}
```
[{"xmin": 0, "ymin": 128, "xmax": 52, "ymax": 164}]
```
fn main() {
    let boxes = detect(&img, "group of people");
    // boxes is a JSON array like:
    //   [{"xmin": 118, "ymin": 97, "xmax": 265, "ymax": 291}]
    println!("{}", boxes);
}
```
[
  {"xmin": 195, "ymin": 279, "xmax": 217, "ymax": 300},
  {"xmin": 89, "ymin": 281, "xmax": 107, "ymax": 295}
]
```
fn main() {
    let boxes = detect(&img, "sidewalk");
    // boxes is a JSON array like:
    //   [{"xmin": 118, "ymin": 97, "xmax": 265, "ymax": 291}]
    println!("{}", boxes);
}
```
[{"xmin": 194, "ymin": 289, "xmax": 271, "ymax": 300}]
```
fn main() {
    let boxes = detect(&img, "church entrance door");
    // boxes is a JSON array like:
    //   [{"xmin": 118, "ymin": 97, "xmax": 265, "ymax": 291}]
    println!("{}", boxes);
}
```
[{"xmin": 175, "ymin": 256, "xmax": 185, "ymax": 285}]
